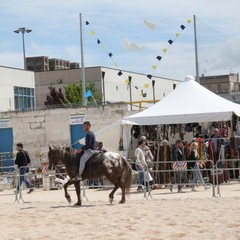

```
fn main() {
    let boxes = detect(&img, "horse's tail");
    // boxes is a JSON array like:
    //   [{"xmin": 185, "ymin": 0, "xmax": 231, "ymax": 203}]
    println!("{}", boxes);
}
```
[{"xmin": 121, "ymin": 156, "xmax": 132, "ymax": 194}]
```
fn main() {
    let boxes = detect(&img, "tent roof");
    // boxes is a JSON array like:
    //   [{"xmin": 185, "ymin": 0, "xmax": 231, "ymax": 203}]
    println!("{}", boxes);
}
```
[{"xmin": 122, "ymin": 76, "xmax": 240, "ymax": 125}]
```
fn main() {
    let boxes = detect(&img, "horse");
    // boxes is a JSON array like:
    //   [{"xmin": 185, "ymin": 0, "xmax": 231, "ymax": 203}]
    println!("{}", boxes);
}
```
[{"xmin": 48, "ymin": 146, "xmax": 132, "ymax": 206}]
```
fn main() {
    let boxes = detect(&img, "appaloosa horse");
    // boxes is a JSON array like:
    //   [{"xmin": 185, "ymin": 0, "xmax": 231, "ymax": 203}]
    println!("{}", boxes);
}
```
[{"xmin": 48, "ymin": 146, "xmax": 132, "ymax": 206}]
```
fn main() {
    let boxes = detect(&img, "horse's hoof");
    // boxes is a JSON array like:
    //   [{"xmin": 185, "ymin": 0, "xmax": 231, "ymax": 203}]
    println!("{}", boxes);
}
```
[
  {"xmin": 74, "ymin": 202, "xmax": 82, "ymax": 206},
  {"xmin": 109, "ymin": 197, "xmax": 114, "ymax": 204},
  {"xmin": 66, "ymin": 197, "xmax": 71, "ymax": 204},
  {"xmin": 119, "ymin": 200, "xmax": 126, "ymax": 204}
]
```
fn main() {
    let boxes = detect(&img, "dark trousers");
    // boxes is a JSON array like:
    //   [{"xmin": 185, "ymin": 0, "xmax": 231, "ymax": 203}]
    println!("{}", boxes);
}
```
[
  {"xmin": 175, "ymin": 171, "xmax": 184, "ymax": 190},
  {"xmin": 17, "ymin": 167, "xmax": 32, "ymax": 190}
]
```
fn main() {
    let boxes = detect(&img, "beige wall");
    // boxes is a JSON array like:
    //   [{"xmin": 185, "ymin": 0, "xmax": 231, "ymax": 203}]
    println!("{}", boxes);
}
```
[
  {"xmin": 34, "ymin": 67, "xmax": 102, "ymax": 107},
  {"xmin": 2, "ymin": 103, "xmax": 134, "ymax": 165}
]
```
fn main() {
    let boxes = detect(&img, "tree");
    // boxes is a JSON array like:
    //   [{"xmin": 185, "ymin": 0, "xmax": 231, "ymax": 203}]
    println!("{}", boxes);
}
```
[
  {"xmin": 44, "ymin": 82, "xmax": 101, "ymax": 108},
  {"xmin": 44, "ymin": 86, "xmax": 67, "ymax": 107},
  {"xmin": 64, "ymin": 82, "xmax": 101, "ymax": 105}
]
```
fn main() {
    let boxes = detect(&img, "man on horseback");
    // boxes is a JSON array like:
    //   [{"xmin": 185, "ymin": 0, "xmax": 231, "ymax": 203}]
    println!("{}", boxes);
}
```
[{"xmin": 76, "ymin": 121, "xmax": 96, "ymax": 180}]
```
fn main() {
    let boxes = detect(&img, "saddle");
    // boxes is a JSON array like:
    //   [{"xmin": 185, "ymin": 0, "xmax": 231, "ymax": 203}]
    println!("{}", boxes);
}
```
[{"xmin": 85, "ymin": 151, "xmax": 104, "ymax": 167}]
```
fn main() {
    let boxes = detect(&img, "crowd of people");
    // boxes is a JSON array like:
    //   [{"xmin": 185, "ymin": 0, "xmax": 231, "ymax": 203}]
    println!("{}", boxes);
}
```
[{"xmin": 133, "ymin": 127, "xmax": 226, "ymax": 193}]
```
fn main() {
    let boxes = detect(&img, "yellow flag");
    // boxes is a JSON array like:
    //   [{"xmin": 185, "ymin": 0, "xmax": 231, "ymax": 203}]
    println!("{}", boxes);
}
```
[
  {"xmin": 144, "ymin": 83, "xmax": 149, "ymax": 88},
  {"xmin": 176, "ymin": 32, "xmax": 180, "ymax": 37},
  {"xmin": 125, "ymin": 79, "xmax": 129, "ymax": 84},
  {"xmin": 152, "ymin": 65, "xmax": 157, "ymax": 70},
  {"xmin": 90, "ymin": 31, "xmax": 95, "ymax": 36},
  {"xmin": 162, "ymin": 48, "xmax": 167, "ymax": 53},
  {"xmin": 187, "ymin": 19, "xmax": 192, "ymax": 24}
]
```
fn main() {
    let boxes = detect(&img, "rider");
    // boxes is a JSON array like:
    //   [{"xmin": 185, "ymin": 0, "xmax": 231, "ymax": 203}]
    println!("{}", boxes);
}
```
[
  {"xmin": 96, "ymin": 141, "xmax": 107, "ymax": 153},
  {"xmin": 76, "ymin": 121, "xmax": 96, "ymax": 180}
]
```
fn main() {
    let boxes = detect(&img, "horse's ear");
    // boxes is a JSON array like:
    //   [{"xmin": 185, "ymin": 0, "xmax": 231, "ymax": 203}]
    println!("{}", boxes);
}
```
[{"xmin": 49, "ymin": 146, "xmax": 52, "ymax": 151}]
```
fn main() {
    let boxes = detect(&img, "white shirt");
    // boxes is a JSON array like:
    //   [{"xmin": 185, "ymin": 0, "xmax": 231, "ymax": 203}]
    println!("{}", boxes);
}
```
[{"xmin": 135, "ymin": 147, "xmax": 148, "ymax": 170}]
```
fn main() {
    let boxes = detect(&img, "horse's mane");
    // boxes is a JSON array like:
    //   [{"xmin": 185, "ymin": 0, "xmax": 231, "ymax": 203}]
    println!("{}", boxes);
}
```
[
  {"xmin": 48, "ymin": 146, "xmax": 80, "ymax": 168},
  {"xmin": 64, "ymin": 148, "xmax": 81, "ymax": 169}
]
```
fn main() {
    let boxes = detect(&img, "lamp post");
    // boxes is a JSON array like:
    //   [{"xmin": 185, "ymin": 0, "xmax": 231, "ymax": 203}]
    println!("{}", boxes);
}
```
[{"xmin": 14, "ymin": 27, "xmax": 32, "ymax": 70}]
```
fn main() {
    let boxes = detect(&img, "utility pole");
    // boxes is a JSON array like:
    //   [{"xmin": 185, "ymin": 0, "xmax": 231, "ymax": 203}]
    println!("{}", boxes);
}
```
[
  {"xmin": 193, "ymin": 15, "xmax": 199, "ymax": 83},
  {"xmin": 79, "ymin": 13, "xmax": 86, "ymax": 106}
]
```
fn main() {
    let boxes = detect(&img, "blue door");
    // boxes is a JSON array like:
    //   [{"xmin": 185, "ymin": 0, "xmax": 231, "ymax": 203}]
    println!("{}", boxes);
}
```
[
  {"xmin": 70, "ymin": 124, "xmax": 85, "ymax": 149},
  {"xmin": 0, "ymin": 128, "xmax": 14, "ymax": 172}
]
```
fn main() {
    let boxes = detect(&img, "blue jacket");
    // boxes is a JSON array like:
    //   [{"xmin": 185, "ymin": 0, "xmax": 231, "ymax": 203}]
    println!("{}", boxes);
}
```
[{"xmin": 81, "ymin": 131, "xmax": 96, "ymax": 150}]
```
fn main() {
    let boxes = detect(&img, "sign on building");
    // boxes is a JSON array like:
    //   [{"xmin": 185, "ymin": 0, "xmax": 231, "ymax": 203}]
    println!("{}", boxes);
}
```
[
  {"xmin": 70, "ymin": 113, "xmax": 85, "ymax": 125},
  {"xmin": 0, "ymin": 118, "xmax": 10, "ymax": 128}
]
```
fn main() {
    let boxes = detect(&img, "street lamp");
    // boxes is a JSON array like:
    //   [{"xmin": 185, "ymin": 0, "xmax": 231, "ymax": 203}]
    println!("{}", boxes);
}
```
[{"xmin": 14, "ymin": 27, "xmax": 32, "ymax": 70}]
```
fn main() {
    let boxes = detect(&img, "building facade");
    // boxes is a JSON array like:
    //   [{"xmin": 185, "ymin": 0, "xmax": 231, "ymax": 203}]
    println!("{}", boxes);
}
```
[
  {"xmin": 200, "ymin": 73, "xmax": 240, "ymax": 94},
  {"xmin": 34, "ymin": 66, "xmax": 181, "ymax": 109},
  {"xmin": 26, "ymin": 56, "xmax": 79, "ymax": 72},
  {"xmin": 0, "ymin": 66, "xmax": 35, "ymax": 112}
]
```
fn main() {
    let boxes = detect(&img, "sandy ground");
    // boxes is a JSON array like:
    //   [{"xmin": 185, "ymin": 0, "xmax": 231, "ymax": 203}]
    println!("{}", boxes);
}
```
[{"xmin": 0, "ymin": 183, "xmax": 240, "ymax": 240}]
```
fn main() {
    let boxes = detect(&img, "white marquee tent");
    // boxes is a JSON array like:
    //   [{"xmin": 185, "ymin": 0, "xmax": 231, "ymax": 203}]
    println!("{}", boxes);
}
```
[{"xmin": 122, "ymin": 76, "xmax": 240, "ymax": 125}]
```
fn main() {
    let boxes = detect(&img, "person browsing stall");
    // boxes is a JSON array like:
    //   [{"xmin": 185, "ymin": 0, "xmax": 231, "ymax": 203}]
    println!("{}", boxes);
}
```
[
  {"xmin": 135, "ymin": 139, "xmax": 148, "ymax": 192},
  {"xmin": 173, "ymin": 140, "xmax": 185, "ymax": 193},
  {"xmin": 189, "ymin": 141, "xmax": 210, "ymax": 191},
  {"xmin": 139, "ymin": 136, "xmax": 154, "ymax": 169}
]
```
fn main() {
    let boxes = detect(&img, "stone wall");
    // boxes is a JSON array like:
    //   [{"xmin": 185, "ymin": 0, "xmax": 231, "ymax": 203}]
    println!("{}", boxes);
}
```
[{"xmin": 2, "ymin": 103, "xmax": 133, "ymax": 165}]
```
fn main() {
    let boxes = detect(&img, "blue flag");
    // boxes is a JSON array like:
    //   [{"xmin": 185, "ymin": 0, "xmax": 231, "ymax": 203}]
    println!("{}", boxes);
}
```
[{"xmin": 85, "ymin": 90, "xmax": 92, "ymax": 98}]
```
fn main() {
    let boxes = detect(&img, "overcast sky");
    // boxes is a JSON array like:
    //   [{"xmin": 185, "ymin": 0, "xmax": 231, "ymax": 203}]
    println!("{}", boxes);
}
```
[{"xmin": 0, "ymin": 0, "xmax": 240, "ymax": 80}]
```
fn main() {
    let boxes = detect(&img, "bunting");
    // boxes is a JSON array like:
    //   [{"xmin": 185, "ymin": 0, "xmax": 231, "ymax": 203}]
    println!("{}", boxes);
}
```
[
  {"xmin": 86, "ymin": 20, "xmax": 140, "ymax": 91},
  {"xmin": 86, "ymin": 21, "xmax": 119, "ymax": 70},
  {"xmin": 146, "ymin": 18, "xmax": 192, "ymax": 80},
  {"xmin": 85, "ymin": 17, "xmax": 192, "ymax": 98}
]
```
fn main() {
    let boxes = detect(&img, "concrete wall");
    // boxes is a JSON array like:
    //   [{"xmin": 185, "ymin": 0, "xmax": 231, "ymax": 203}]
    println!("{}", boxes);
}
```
[{"xmin": 2, "ymin": 103, "xmax": 134, "ymax": 165}]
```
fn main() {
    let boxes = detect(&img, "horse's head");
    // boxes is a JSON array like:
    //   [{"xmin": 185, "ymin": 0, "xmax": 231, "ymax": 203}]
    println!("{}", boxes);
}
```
[
  {"xmin": 48, "ymin": 146, "xmax": 65, "ymax": 168},
  {"xmin": 48, "ymin": 146, "xmax": 79, "ymax": 168}
]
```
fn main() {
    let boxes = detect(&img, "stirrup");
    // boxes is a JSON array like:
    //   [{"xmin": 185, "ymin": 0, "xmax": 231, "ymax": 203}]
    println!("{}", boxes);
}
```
[{"xmin": 74, "ymin": 175, "xmax": 82, "ymax": 181}]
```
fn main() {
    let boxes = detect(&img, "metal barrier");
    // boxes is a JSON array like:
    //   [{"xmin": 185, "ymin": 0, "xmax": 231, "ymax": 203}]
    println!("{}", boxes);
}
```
[
  {"xmin": 0, "ymin": 165, "xmax": 17, "ymax": 190},
  {"xmin": 0, "ymin": 152, "xmax": 15, "ymax": 173},
  {"xmin": 79, "ymin": 159, "xmax": 216, "ymax": 199},
  {"xmin": 14, "ymin": 165, "xmax": 68, "ymax": 202},
  {"xmin": 4, "ymin": 157, "xmax": 239, "ymax": 202},
  {"xmin": 13, "ymin": 165, "xmax": 88, "ymax": 203},
  {"xmin": 129, "ymin": 159, "xmax": 216, "ymax": 197},
  {"xmin": 214, "ymin": 158, "xmax": 240, "ymax": 197}
]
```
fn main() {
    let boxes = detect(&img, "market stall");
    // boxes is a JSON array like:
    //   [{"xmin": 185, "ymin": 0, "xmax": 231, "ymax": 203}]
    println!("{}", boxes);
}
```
[{"xmin": 122, "ymin": 75, "xmax": 240, "ymax": 184}]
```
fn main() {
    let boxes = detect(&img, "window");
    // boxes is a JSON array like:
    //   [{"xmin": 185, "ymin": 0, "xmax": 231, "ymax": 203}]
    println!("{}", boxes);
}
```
[
  {"xmin": 14, "ymin": 86, "xmax": 35, "ymax": 111},
  {"xmin": 217, "ymin": 84, "xmax": 222, "ymax": 93}
]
